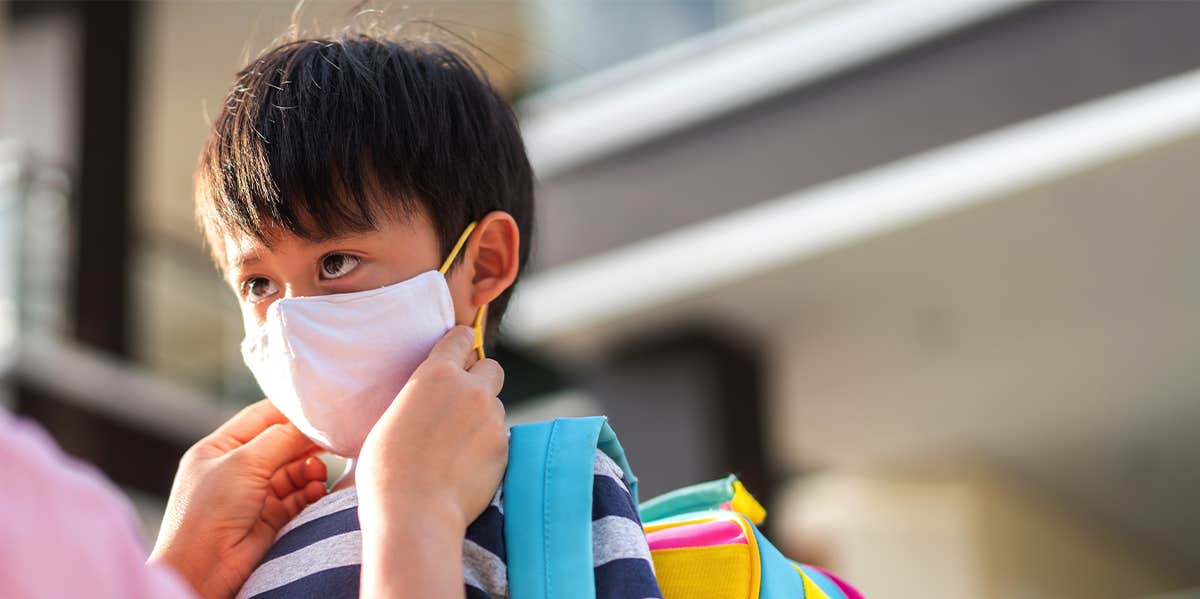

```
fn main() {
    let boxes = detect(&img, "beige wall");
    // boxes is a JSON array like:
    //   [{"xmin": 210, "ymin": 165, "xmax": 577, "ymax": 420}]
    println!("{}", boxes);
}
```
[
  {"xmin": 737, "ymin": 122, "xmax": 1200, "ymax": 595},
  {"xmin": 0, "ymin": 2, "xmax": 6, "ymax": 113},
  {"xmin": 1, "ymin": 9, "xmax": 80, "ymax": 167},
  {"xmin": 776, "ymin": 466, "xmax": 1187, "ymax": 599}
]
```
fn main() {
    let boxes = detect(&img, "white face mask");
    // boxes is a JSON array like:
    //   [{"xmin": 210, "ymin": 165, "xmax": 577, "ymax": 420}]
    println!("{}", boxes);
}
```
[{"xmin": 240, "ymin": 222, "xmax": 487, "ymax": 457}]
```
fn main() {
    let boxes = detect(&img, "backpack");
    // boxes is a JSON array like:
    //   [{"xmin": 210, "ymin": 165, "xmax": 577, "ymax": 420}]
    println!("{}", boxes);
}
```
[{"xmin": 503, "ymin": 416, "xmax": 864, "ymax": 599}]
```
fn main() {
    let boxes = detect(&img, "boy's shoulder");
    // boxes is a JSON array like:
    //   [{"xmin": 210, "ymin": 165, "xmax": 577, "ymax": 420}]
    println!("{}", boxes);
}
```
[
  {"xmin": 590, "ymin": 448, "xmax": 641, "ymax": 514},
  {"xmin": 271, "ymin": 448, "xmax": 630, "ymax": 538},
  {"xmin": 236, "ymin": 486, "xmax": 361, "ymax": 599},
  {"xmin": 592, "ymin": 447, "xmax": 628, "ymax": 482},
  {"xmin": 235, "ymin": 450, "xmax": 648, "ymax": 599},
  {"xmin": 276, "ymin": 484, "xmax": 360, "ymax": 541}
]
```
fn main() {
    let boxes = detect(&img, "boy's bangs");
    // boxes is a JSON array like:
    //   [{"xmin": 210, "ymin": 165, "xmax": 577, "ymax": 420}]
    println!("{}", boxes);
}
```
[
  {"xmin": 194, "ymin": 36, "xmax": 464, "ymax": 256},
  {"xmin": 197, "ymin": 151, "xmax": 414, "ymax": 253}
]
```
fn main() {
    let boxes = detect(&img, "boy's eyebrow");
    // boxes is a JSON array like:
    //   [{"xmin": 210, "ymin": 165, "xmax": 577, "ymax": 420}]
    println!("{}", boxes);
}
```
[{"xmin": 228, "ymin": 252, "xmax": 262, "ymax": 270}]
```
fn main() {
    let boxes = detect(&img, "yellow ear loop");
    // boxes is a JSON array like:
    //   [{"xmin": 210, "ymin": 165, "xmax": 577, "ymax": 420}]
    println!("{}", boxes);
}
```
[
  {"xmin": 438, "ymin": 221, "xmax": 487, "ymax": 360},
  {"xmin": 438, "ymin": 222, "xmax": 477, "ymax": 275},
  {"xmin": 471, "ymin": 304, "xmax": 488, "ymax": 360}
]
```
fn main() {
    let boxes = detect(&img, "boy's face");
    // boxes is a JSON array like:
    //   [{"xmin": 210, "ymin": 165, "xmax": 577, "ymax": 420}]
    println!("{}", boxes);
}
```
[{"xmin": 222, "ymin": 209, "xmax": 452, "ymax": 334}]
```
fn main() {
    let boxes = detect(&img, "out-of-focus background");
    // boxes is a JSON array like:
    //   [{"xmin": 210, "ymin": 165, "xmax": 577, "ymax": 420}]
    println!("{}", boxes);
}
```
[{"xmin": 2, "ymin": 1, "xmax": 1199, "ymax": 597}]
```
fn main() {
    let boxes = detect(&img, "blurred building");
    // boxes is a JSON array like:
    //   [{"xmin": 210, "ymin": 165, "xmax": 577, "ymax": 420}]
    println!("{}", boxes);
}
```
[{"xmin": 2, "ymin": 1, "xmax": 1199, "ymax": 598}]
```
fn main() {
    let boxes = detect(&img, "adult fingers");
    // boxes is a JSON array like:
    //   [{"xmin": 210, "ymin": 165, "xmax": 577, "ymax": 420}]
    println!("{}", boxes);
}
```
[
  {"xmin": 426, "ymin": 325, "xmax": 477, "ymax": 369},
  {"xmin": 261, "ymin": 490, "xmax": 310, "ymax": 531},
  {"xmin": 303, "ymin": 479, "xmax": 326, "ymax": 502},
  {"xmin": 468, "ymin": 358, "xmax": 505, "ymax": 397},
  {"xmin": 491, "ymin": 390, "xmax": 507, "ymax": 424},
  {"xmin": 269, "ymin": 457, "xmax": 327, "ymax": 498},
  {"xmin": 302, "ymin": 456, "xmax": 327, "ymax": 486},
  {"xmin": 211, "ymin": 400, "xmax": 291, "ymax": 445},
  {"xmin": 233, "ymin": 422, "xmax": 319, "ymax": 472},
  {"xmin": 262, "ymin": 479, "xmax": 326, "ymax": 531},
  {"xmin": 269, "ymin": 468, "xmax": 292, "ymax": 499},
  {"xmin": 464, "ymin": 342, "xmax": 481, "ymax": 371}
]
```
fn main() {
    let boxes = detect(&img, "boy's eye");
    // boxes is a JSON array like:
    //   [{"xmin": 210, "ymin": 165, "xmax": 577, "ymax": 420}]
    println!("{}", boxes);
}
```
[
  {"xmin": 319, "ymin": 253, "xmax": 360, "ymax": 280},
  {"xmin": 243, "ymin": 277, "xmax": 278, "ymax": 303}
]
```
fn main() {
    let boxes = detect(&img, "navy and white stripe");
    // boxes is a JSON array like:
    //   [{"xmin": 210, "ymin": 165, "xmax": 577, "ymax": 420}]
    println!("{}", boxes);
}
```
[{"xmin": 236, "ymin": 450, "xmax": 662, "ymax": 599}]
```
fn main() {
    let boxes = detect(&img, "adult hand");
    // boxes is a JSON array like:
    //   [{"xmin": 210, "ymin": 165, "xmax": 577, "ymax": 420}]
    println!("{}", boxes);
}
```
[
  {"xmin": 149, "ymin": 400, "xmax": 328, "ymax": 599},
  {"xmin": 356, "ymin": 325, "xmax": 508, "ymax": 598}
]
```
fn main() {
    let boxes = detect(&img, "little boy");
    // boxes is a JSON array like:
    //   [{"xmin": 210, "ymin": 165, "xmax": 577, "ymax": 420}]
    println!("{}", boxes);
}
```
[{"xmin": 194, "ymin": 33, "xmax": 662, "ymax": 599}]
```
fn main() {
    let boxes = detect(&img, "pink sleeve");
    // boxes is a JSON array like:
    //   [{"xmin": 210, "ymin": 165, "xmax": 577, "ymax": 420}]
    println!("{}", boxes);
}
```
[{"xmin": 0, "ymin": 411, "xmax": 196, "ymax": 599}]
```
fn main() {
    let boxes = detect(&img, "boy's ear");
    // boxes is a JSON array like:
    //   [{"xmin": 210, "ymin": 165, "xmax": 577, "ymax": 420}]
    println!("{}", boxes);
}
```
[{"xmin": 467, "ymin": 211, "xmax": 520, "ymax": 307}]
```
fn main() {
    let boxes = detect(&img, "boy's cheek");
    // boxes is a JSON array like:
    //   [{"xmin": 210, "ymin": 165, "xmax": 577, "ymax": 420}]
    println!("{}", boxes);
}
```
[{"xmin": 241, "ymin": 304, "xmax": 267, "ymax": 333}]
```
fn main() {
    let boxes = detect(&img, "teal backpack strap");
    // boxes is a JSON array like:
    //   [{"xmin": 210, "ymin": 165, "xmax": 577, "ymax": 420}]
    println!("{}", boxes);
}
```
[
  {"xmin": 505, "ymin": 417, "xmax": 633, "ymax": 599},
  {"xmin": 750, "ymin": 523, "xmax": 810, "ymax": 598}
]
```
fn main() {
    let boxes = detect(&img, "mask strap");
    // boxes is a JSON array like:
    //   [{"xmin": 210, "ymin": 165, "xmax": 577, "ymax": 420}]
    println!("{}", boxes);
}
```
[
  {"xmin": 439, "ymin": 221, "xmax": 477, "ymax": 275},
  {"xmin": 438, "ymin": 221, "xmax": 488, "ymax": 360},
  {"xmin": 471, "ymin": 304, "xmax": 488, "ymax": 360}
]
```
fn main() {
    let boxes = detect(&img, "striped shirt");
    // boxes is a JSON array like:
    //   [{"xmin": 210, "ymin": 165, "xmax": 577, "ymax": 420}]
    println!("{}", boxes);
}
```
[{"xmin": 236, "ymin": 450, "xmax": 662, "ymax": 599}]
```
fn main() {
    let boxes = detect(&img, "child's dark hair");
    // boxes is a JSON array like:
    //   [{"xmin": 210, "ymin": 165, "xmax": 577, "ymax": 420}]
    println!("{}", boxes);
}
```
[{"xmin": 196, "ymin": 33, "xmax": 534, "ymax": 340}]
